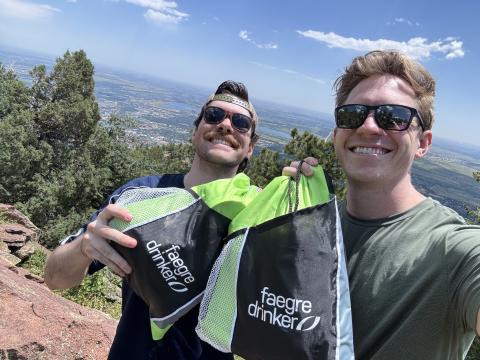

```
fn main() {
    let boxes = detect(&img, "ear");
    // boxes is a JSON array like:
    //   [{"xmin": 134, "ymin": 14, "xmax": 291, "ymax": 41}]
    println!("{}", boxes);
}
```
[
  {"xmin": 415, "ymin": 130, "xmax": 432, "ymax": 158},
  {"xmin": 333, "ymin": 127, "xmax": 338, "ymax": 140},
  {"xmin": 246, "ymin": 139, "xmax": 254, "ymax": 159}
]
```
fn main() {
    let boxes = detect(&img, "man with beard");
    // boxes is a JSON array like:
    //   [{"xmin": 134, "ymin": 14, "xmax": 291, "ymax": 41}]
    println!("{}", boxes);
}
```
[
  {"xmin": 44, "ymin": 80, "xmax": 258, "ymax": 360},
  {"xmin": 287, "ymin": 50, "xmax": 480, "ymax": 359}
]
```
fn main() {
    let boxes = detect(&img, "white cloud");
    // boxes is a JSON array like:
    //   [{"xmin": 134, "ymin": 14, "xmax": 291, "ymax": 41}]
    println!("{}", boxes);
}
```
[
  {"xmin": 239, "ymin": 30, "xmax": 278, "ymax": 49},
  {"xmin": 126, "ymin": 0, "xmax": 175, "ymax": 10},
  {"xmin": 386, "ymin": 17, "xmax": 420, "ymax": 26},
  {"xmin": 0, "ymin": 0, "xmax": 60, "ymax": 20},
  {"xmin": 297, "ymin": 30, "xmax": 465, "ymax": 60},
  {"xmin": 249, "ymin": 61, "xmax": 325, "ymax": 84},
  {"xmin": 239, "ymin": 30, "xmax": 249, "ymax": 40},
  {"xmin": 126, "ymin": 0, "xmax": 188, "ymax": 25},
  {"xmin": 144, "ymin": 8, "xmax": 186, "ymax": 24}
]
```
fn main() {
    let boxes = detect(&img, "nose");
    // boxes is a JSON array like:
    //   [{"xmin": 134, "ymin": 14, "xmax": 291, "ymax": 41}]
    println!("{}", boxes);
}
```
[{"xmin": 216, "ymin": 116, "xmax": 233, "ymax": 134}]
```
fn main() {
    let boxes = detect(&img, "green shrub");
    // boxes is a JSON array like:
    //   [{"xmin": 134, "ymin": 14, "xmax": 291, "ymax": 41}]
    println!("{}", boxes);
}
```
[
  {"xmin": 0, "ymin": 209, "xmax": 13, "ymax": 225},
  {"xmin": 20, "ymin": 249, "xmax": 122, "ymax": 319},
  {"xmin": 60, "ymin": 268, "xmax": 122, "ymax": 319},
  {"xmin": 19, "ymin": 249, "xmax": 47, "ymax": 276},
  {"xmin": 467, "ymin": 337, "xmax": 480, "ymax": 359}
]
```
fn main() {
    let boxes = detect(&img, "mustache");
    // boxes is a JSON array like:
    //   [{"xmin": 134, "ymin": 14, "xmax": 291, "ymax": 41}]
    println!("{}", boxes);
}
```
[{"xmin": 205, "ymin": 131, "xmax": 240, "ymax": 149}]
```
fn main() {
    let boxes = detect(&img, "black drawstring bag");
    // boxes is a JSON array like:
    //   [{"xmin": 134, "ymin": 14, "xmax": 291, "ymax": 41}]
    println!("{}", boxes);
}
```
[
  {"xmin": 108, "ymin": 174, "xmax": 259, "ymax": 340},
  {"xmin": 196, "ymin": 165, "xmax": 354, "ymax": 359}
]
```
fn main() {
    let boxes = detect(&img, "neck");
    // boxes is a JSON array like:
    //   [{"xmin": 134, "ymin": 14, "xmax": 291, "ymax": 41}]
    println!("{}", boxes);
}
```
[
  {"xmin": 183, "ymin": 155, "xmax": 239, "ymax": 189},
  {"xmin": 345, "ymin": 175, "xmax": 426, "ymax": 220}
]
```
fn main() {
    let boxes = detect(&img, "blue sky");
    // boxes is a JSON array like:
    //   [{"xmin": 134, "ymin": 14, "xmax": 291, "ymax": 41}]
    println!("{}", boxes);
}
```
[{"xmin": 0, "ymin": 0, "xmax": 479, "ymax": 146}]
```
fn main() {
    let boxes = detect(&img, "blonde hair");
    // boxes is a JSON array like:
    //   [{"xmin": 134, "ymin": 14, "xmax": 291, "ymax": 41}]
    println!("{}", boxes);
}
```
[{"xmin": 334, "ymin": 50, "xmax": 436, "ymax": 130}]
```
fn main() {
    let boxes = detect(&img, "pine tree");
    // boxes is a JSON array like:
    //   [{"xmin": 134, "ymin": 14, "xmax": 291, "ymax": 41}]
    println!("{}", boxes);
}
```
[
  {"xmin": 0, "ymin": 52, "xmax": 148, "ymax": 247},
  {"xmin": 246, "ymin": 148, "xmax": 282, "ymax": 188},
  {"xmin": 471, "ymin": 172, "xmax": 480, "ymax": 223},
  {"xmin": 284, "ymin": 129, "xmax": 346, "ymax": 198}
]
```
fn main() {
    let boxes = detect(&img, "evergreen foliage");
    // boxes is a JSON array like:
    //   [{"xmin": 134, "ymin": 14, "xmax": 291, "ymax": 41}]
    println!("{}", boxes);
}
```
[
  {"xmin": 469, "ymin": 171, "xmax": 480, "ymax": 224},
  {"xmin": 284, "ymin": 128, "xmax": 346, "ymax": 198},
  {"xmin": 245, "ymin": 148, "xmax": 282, "ymax": 188},
  {"xmin": 0, "ymin": 51, "xmax": 152, "ymax": 248},
  {"xmin": 135, "ymin": 142, "xmax": 194, "ymax": 175},
  {"xmin": 468, "ymin": 338, "xmax": 480, "ymax": 360}
]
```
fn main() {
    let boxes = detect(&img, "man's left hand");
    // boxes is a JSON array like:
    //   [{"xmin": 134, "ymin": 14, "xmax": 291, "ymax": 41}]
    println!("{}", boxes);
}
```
[{"xmin": 282, "ymin": 157, "xmax": 318, "ymax": 178}]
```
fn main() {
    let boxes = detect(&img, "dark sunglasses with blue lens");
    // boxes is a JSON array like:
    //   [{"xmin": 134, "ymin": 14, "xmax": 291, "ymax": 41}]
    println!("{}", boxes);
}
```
[
  {"xmin": 335, "ymin": 104, "xmax": 425, "ymax": 131},
  {"xmin": 204, "ymin": 106, "xmax": 253, "ymax": 133}
]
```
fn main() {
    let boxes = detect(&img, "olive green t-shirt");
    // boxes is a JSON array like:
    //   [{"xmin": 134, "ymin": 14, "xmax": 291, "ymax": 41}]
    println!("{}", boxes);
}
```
[{"xmin": 341, "ymin": 198, "xmax": 480, "ymax": 359}]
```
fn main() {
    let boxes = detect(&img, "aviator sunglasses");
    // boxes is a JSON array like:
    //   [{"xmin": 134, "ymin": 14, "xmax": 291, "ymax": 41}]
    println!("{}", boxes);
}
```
[
  {"xmin": 335, "ymin": 104, "xmax": 425, "ymax": 131},
  {"xmin": 204, "ymin": 106, "xmax": 253, "ymax": 133}
]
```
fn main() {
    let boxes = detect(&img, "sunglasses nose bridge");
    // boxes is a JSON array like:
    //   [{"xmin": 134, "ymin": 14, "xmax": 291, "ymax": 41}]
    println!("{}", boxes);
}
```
[
  {"xmin": 359, "ymin": 110, "xmax": 384, "ymax": 133},
  {"xmin": 216, "ymin": 113, "xmax": 234, "ymax": 132},
  {"xmin": 362, "ymin": 110, "xmax": 376, "ymax": 126}
]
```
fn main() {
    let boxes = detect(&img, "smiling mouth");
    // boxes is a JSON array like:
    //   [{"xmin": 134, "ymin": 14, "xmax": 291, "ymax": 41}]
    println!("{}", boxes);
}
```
[
  {"xmin": 212, "ymin": 138, "xmax": 232, "ymax": 147},
  {"xmin": 208, "ymin": 136, "xmax": 238, "ymax": 149},
  {"xmin": 350, "ymin": 146, "xmax": 390, "ymax": 155}
]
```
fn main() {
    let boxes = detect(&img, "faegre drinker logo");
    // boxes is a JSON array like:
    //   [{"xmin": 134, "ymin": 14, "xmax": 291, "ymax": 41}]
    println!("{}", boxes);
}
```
[
  {"xmin": 146, "ymin": 240, "xmax": 195, "ymax": 293},
  {"xmin": 248, "ymin": 287, "xmax": 321, "ymax": 331}
]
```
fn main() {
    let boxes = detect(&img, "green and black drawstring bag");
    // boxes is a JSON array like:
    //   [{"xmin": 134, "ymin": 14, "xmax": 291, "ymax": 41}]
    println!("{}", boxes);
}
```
[
  {"xmin": 196, "ymin": 165, "xmax": 354, "ymax": 360},
  {"xmin": 109, "ymin": 173, "xmax": 260, "ymax": 340}
]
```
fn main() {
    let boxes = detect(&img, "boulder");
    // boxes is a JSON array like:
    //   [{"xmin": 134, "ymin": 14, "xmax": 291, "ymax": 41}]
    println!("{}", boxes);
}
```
[
  {"xmin": 0, "ymin": 204, "xmax": 49, "ymax": 266},
  {"xmin": 0, "ymin": 252, "xmax": 22, "ymax": 266},
  {"xmin": 0, "ymin": 204, "xmax": 38, "ymax": 232},
  {"xmin": 0, "ymin": 258, "xmax": 118, "ymax": 359},
  {"xmin": 13, "ymin": 240, "xmax": 35, "ymax": 260},
  {"xmin": 0, "ymin": 240, "xmax": 8, "ymax": 253},
  {"xmin": 0, "ymin": 223, "xmax": 36, "ymax": 248}
]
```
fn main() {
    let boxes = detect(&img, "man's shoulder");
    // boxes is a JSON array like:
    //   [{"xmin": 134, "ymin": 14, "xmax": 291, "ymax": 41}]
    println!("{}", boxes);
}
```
[
  {"xmin": 419, "ymin": 198, "xmax": 468, "ymax": 226},
  {"xmin": 411, "ymin": 198, "xmax": 480, "ymax": 248}
]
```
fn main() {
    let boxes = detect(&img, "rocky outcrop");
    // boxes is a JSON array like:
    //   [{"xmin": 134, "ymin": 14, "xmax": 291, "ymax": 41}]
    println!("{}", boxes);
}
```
[
  {"xmin": 0, "ymin": 205, "xmax": 118, "ymax": 359},
  {"xmin": 0, "ymin": 204, "xmax": 38, "ymax": 230},
  {"xmin": 0, "ymin": 257, "xmax": 118, "ymax": 359},
  {"xmin": 0, "ymin": 204, "xmax": 45, "ymax": 265}
]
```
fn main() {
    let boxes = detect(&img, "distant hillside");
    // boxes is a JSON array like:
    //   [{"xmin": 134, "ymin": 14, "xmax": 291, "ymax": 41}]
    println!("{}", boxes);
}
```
[{"xmin": 412, "ymin": 157, "xmax": 479, "ymax": 218}]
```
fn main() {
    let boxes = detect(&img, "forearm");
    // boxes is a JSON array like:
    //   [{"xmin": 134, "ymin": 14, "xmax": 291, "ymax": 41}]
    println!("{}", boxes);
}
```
[{"xmin": 44, "ymin": 234, "xmax": 92, "ymax": 290}]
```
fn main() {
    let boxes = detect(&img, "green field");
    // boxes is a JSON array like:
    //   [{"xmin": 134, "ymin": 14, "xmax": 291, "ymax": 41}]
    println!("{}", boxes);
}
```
[{"xmin": 412, "ymin": 156, "xmax": 480, "ymax": 218}]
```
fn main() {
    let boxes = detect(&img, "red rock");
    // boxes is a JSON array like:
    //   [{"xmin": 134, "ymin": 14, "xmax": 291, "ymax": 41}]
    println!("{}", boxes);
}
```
[
  {"xmin": 0, "ymin": 204, "xmax": 38, "ymax": 231},
  {"xmin": 0, "ymin": 224, "xmax": 36, "ymax": 247},
  {"xmin": 0, "ymin": 258, "xmax": 118, "ymax": 359}
]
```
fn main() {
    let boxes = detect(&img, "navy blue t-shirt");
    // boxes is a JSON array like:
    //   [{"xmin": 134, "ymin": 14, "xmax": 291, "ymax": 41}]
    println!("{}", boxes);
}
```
[{"xmin": 68, "ymin": 174, "xmax": 233, "ymax": 360}]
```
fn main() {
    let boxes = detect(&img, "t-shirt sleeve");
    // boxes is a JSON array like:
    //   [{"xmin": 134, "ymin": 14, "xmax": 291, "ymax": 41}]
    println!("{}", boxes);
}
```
[{"xmin": 447, "ymin": 225, "xmax": 480, "ymax": 334}]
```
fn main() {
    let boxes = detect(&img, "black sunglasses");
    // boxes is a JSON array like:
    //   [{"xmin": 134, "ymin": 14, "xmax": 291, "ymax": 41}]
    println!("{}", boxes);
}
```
[
  {"xmin": 335, "ymin": 104, "xmax": 425, "ymax": 131},
  {"xmin": 204, "ymin": 106, "xmax": 253, "ymax": 133}
]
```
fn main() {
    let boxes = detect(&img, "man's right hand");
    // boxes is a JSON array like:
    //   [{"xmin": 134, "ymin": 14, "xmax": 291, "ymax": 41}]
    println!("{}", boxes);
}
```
[
  {"xmin": 81, "ymin": 204, "xmax": 137, "ymax": 277},
  {"xmin": 44, "ymin": 204, "xmax": 137, "ymax": 290}
]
